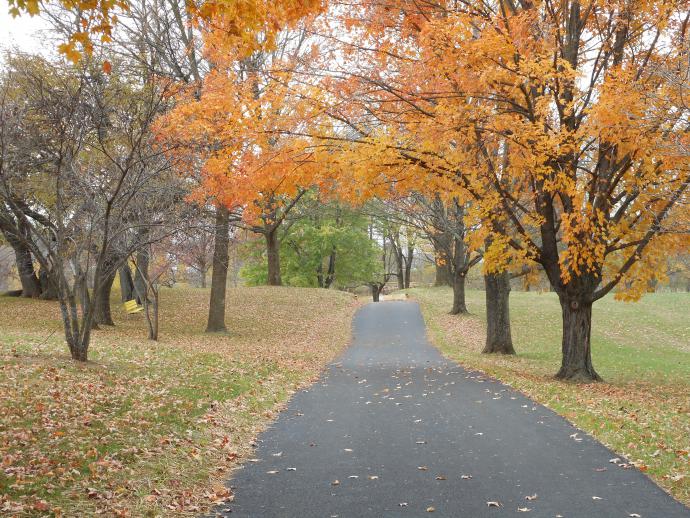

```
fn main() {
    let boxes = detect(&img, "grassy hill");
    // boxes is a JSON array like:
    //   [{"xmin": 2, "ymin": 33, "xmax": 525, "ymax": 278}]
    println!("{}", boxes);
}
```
[{"xmin": 0, "ymin": 286, "xmax": 358, "ymax": 516}]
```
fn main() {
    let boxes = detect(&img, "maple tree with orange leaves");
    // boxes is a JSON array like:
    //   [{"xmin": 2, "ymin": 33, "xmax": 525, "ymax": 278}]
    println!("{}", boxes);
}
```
[{"xmin": 309, "ymin": 0, "xmax": 690, "ymax": 381}]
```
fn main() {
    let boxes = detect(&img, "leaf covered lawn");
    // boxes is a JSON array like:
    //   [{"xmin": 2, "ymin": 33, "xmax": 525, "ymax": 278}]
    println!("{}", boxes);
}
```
[
  {"xmin": 410, "ymin": 288, "xmax": 690, "ymax": 507},
  {"xmin": 0, "ymin": 286, "xmax": 358, "ymax": 516}
]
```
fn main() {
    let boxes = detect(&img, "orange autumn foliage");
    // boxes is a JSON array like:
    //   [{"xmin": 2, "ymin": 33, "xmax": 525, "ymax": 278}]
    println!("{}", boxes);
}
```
[
  {"xmin": 6, "ymin": 0, "xmax": 323, "ymax": 63},
  {"xmin": 157, "ymin": 25, "xmax": 331, "ymax": 229},
  {"xmin": 311, "ymin": 0, "xmax": 689, "ymax": 380}
]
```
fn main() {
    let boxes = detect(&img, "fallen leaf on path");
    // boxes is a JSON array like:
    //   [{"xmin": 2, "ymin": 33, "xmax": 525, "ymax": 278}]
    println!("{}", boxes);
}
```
[
  {"xmin": 487, "ymin": 501, "xmax": 502, "ymax": 508},
  {"xmin": 525, "ymin": 494, "xmax": 538, "ymax": 501},
  {"xmin": 461, "ymin": 475, "xmax": 472, "ymax": 480},
  {"xmin": 609, "ymin": 457, "xmax": 621, "ymax": 464},
  {"xmin": 266, "ymin": 470, "xmax": 279, "ymax": 475},
  {"xmin": 518, "ymin": 508, "xmax": 531, "ymax": 512},
  {"xmin": 435, "ymin": 475, "xmax": 446, "ymax": 480},
  {"xmin": 418, "ymin": 466, "xmax": 428, "ymax": 471},
  {"xmin": 399, "ymin": 502, "xmax": 408, "ymax": 507},
  {"xmin": 331, "ymin": 480, "xmax": 340, "ymax": 486},
  {"xmin": 592, "ymin": 496, "xmax": 602, "ymax": 500},
  {"xmin": 426, "ymin": 506, "xmax": 435, "ymax": 512},
  {"xmin": 368, "ymin": 475, "xmax": 379, "ymax": 480},
  {"xmin": 629, "ymin": 514, "xmax": 641, "ymax": 517},
  {"xmin": 286, "ymin": 467, "xmax": 296, "ymax": 471}
]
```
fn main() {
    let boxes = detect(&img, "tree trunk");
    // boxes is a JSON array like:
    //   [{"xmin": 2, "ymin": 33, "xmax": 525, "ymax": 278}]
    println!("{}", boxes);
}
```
[
  {"xmin": 76, "ymin": 271, "xmax": 99, "ymax": 331},
  {"xmin": 200, "ymin": 269, "xmax": 207, "ymax": 289},
  {"xmin": 119, "ymin": 265, "xmax": 135, "ymax": 302},
  {"xmin": 0, "ymin": 218, "xmax": 42, "ymax": 297},
  {"xmin": 371, "ymin": 283, "xmax": 383, "ymax": 302},
  {"xmin": 450, "ymin": 271, "xmax": 468, "ymax": 314},
  {"xmin": 94, "ymin": 270, "xmax": 116, "ymax": 325},
  {"xmin": 133, "ymin": 249, "xmax": 149, "ymax": 304},
  {"xmin": 434, "ymin": 262, "xmax": 452, "ymax": 287},
  {"xmin": 482, "ymin": 272, "xmax": 515, "ymax": 354},
  {"xmin": 316, "ymin": 262, "xmax": 324, "ymax": 288},
  {"xmin": 555, "ymin": 296, "xmax": 602, "ymax": 382},
  {"xmin": 324, "ymin": 248, "xmax": 336, "ymax": 288},
  {"xmin": 396, "ymin": 251, "xmax": 404, "ymax": 289},
  {"xmin": 265, "ymin": 229, "xmax": 282, "ymax": 286},
  {"xmin": 144, "ymin": 286, "xmax": 159, "ymax": 341},
  {"xmin": 15, "ymin": 240, "xmax": 41, "ymax": 297},
  {"xmin": 206, "ymin": 206, "xmax": 230, "ymax": 333},
  {"xmin": 38, "ymin": 268, "xmax": 58, "ymax": 300},
  {"xmin": 404, "ymin": 244, "xmax": 413, "ymax": 288}
]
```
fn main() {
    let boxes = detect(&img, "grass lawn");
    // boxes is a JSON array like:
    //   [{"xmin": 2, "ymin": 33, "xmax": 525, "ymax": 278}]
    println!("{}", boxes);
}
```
[
  {"xmin": 0, "ymin": 286, "xmax": 358, "ymax": 516},
  {"xmin": 409, "ymin": 287, "xmax": 690, "ymax": 506}
]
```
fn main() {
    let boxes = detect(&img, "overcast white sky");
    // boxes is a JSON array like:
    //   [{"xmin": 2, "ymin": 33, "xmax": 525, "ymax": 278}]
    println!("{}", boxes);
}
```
[{"xmin": 0, "ymin": 9, "xmax": 50, "ymax": 53}]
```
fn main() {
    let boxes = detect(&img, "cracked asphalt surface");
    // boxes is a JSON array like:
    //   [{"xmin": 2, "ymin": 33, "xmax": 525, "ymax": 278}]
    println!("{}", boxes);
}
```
[{"xmin": 218, "ymin": 301, "xmax": 689, "ymax": 517}]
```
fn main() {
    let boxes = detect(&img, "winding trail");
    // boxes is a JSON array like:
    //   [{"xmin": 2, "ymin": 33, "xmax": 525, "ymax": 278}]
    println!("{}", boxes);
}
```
[{"xmin": 219, "ymin": 301, "xmax": 689, "ymax": 517}]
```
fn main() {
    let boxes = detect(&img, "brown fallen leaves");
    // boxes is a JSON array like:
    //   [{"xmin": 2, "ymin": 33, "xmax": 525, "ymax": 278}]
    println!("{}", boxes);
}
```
[{"xmin": 0, "ymin": 286, "xmax": 358, "ymax": 516}]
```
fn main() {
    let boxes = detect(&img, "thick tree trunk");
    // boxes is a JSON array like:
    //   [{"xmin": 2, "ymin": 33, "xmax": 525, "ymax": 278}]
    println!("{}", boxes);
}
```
[
  {"xmin": 370, "ymin": 283, "xmax": 383, "ymax": 302},
  {"xmin": 94, "ymin": 270, "xmax": 116, "ymax": 325},
  {"xmin": 482, "ymin": 272, "xmax": 515, "ymax": 354},
  {"xmin": 38, "ymin": 268, "xmax": 58, "ymax": 300},
  {"xmin": 265, "ymin": 229, "xmax": 282, "ymax": 286},
  {"xmin": 119, "ymin": 265, "xmax": 135, "ymax": 302},
  {"xmin": 15, "ymin": 240, "xmax": 41, "ymax": 297},
  {"xmin": 555, "ymin": 296, "xmax": 602, "ymax": 382},
  {"xmin": 450, "ymin": 271, "xmax": 468, "ymax": 314},
  {"xmin": 434, "ymin": 262, "xmax": 452, "ymax": 287},
  {"xmin": 206, "ymin": 206, "xmax": 230, "ymax": 333},
  {"xmin": 200, "ymin": 270, "xmax": 207, "ymax": 289},
  {"xmin": 0, "ymin": 219, "xmax": 42, "ymax": 297}
]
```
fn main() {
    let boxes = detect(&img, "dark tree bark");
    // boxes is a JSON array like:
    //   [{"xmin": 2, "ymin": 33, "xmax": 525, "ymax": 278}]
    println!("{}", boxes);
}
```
[
  {"xmin": 119, "ymin": 265, "xmax": 135, "ymax": 302},
  {"xmin": 0, "ymin": 223, "xmax": 41, "ymax": 297},
  {"xmin": 395, "ymin": 252, "xmax": 404, "ymax": 289},
  {"xmin": 94, "ymin": 269, "xmax": 116, "ymax": 325},
  {"xmin": 404, "ymin": 242, "xmax": 414, "ymax": 288},
  {"xmin": 450, "ymin": 271, "xmax": 468, "ymax": 314},
  {"xmin": 133, "ymin": 248, "xmax": 150, "ymax": 304},
  {"xmin": 15, "ymin": 240, "xmax": 41, "ymax": 297},
  {"xmin": 76, "ymin": 269, "xmax": 99, "ymax": 331},
  {"xmin": 434, "ymin": 261, "xmax": 452, "ymax": 287},
  {"xmin": 324, "ymin": 248, "xmax": 336, "ymax": 288},
  {"xmin": 38, "ymin": 268, "xmax": 58, "ymax": 300},
  {"xmin": 206, "ymin": 205, "xmax": 230, "ymax": 333},
  {"xmin": 482, "ymin": 272, "xmax": 515, "ymax": 354},
  {"xmin": 316, "ymin": 262, "xmax": 324, "ymax": 288},
  {"xmin": 265, "ymin": 228, "xmax": 282, "ymax": 286},
  {"xmin": 555, "ymin": 295, "xmax": 602, "ymax": 381},
  {"xmin": 370, "ymin": 282, "xmax": 385, "ymax": 302}
]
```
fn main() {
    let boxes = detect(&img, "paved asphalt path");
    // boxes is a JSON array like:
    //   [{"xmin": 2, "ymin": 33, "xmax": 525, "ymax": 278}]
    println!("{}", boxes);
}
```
[{"xmin": 218, "ymin": 301, "xmax": 689, "ymax": 517}]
